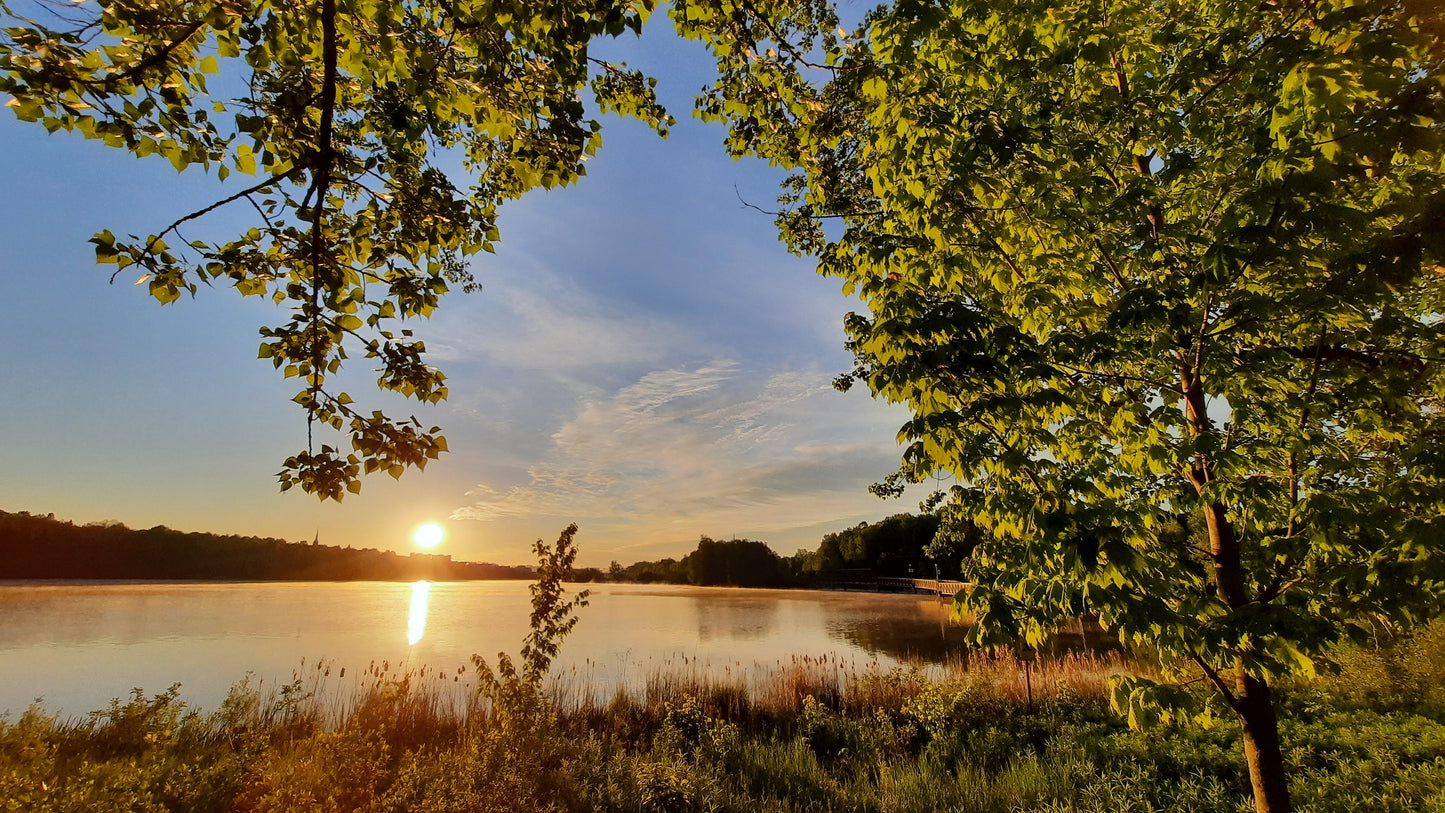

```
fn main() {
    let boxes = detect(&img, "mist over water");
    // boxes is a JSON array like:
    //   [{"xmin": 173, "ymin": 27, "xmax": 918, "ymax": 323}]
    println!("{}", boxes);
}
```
[{"xmin": 0, "ymin": 580, "xmax": 1076, "ymax": 716}]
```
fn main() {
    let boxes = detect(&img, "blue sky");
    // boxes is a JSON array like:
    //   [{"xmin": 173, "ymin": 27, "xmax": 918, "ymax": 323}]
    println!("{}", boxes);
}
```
[{"xmin": 0, "ymin": 14, "xmax": 923, "ymax": 567}]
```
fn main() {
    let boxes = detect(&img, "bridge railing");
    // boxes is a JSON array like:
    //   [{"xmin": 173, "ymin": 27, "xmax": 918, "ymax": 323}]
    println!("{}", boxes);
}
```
[{"xmin": 813, "ymin": 575, "xmax": 969, "ymax": 596}]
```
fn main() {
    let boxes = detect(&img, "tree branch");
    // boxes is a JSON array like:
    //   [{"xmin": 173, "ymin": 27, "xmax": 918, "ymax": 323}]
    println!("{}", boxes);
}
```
[
  {"xmin": 307, "ymin": 0, "xmax": 340, "ymax": 454},
  {"xmin": 1189, "ymin": 650, "xmax": 1241, "ymax": 712},
  {"xmin": 82, "ymin": 17, "xmax": 209, "ymax": 91},
  {"xmin": 737, "ymin": 0, "xmax": 840, "ymax": 73},
  {"xmin": 1051, "ymin": 362, "xmax": 1180, "ymax": 394},
  {"xmin": 110, "ymin": 169, "xmax": 302, "ymax": 281},
  {"xmin": 1275, "ymin": 344, "xmax": 1428, "ymax": 371},
  {"xmin": 733, "ymin": 184, "xmax": 879, "ymax": 220}
]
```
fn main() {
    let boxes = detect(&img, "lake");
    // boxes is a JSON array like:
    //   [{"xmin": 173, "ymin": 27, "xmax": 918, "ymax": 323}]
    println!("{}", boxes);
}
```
[{"xmin": 0, "ymin": 580, "xmax": 992, "ymax": 717}]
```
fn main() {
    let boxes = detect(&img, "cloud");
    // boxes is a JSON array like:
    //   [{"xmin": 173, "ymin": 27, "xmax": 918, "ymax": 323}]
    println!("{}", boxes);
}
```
[
  {"xmin": 451, "ymin": 361, "xmax": 910, "ymax": 552},
  {"xmin": 424, "ymin": 266, "xmax": 694, "ymax": 374}
]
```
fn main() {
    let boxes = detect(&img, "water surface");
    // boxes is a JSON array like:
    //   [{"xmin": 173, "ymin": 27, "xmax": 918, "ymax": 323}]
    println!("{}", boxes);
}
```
[{"xmin": 0, "ymin": 581, "xmax": 979, "ymax": 715}]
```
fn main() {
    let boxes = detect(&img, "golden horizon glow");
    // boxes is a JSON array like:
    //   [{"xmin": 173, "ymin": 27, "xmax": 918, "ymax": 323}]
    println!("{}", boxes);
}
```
[
  {"xmin": 407, "ymin": 580, "xmax": 430, "ymax": 645},
  {"xmin": 413, "ymin": 522, "xmax": 445, "ymax": 550}
]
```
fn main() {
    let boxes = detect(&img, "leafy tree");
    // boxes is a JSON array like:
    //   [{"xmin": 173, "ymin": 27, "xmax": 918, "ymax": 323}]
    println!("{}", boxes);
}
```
[
  {"xmin": 618, "ymin": 555, "xmax": 688, "ymax": 583},
  {"xmin": 808, "ymin": 512, "xmax": 949, "ymax": 576},
  {"xmin": 474, "ymin": 522, "xmax": 590, "ymax": 714},
  {"xmin": 682, "ymin": 535, "xmax": 790, "ymax": 586},
  {"xmin": 1, "ymin": 0, "xmax": 671, "ymax": 498},
  {"xmin": 677, "ymin": 0, "xmax": 1445, "ymax": 810},
  {"xmin": 470, "ymin": 523, "xmax": 590, "ymax": 800},
  {"xmin": 610, "ymin": 536, "xmax": 796, "ymax": 585},
  {"xmin": 805, "ymin": 531, "xmax": 845, "ymax": 572}
]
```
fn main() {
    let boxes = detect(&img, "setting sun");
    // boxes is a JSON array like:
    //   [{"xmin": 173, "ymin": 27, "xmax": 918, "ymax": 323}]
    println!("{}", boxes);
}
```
[{"xmin": 413, "ymin": 522, "xmax": 445, "ymax": 550}]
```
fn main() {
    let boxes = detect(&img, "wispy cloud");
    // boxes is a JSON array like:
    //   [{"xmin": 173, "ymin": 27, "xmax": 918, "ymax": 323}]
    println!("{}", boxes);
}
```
[
  {"xmin": 424, "ymin": 266, "xmax": 693, "ymax": 374},
  {"xmin": 451, "ymin": 361, "xmax": 910, "ymax": 554}
]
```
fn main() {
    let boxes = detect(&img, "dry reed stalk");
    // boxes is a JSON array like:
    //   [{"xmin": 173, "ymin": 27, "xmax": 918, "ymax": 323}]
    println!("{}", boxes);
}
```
[{"xmin": 226, "ymin": 645, "xmax": 1156, "ymax": 739}]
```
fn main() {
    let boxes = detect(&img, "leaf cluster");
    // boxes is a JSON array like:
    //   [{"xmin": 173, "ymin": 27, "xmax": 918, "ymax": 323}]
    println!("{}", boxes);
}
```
[
  {"xmin": 676, "ymin": 0, "xmax": 1445, "ymax": 701},
  {"xmin": 2, "ymin": 0, "xmax": 675, "ymax": 497}
]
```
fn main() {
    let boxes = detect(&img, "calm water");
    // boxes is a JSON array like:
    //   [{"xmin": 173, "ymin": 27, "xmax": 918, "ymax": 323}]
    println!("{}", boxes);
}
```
[{"xmin": 0, "ymin": 581, "xmax": 977, "ymax": 716}]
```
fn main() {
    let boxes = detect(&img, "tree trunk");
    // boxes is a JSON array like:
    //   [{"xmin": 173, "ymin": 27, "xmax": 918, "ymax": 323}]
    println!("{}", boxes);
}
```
[
  {"xmin": 1207, "ymin": 503, "xmax": 1295, "ymax": 813},
  {"xmin": 1238, "ymin": 671, "xmax": 1293, "ymax": 813},
  {"xmin": 1179, "ymin": 366, "xmax": 1294, "ymax": 813}
]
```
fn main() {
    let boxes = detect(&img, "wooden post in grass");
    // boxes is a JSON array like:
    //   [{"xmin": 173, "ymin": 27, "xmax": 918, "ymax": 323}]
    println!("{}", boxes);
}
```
[{"xmin": 1018, "ymin": 644, "xmax": 1036, "ymax": 712}]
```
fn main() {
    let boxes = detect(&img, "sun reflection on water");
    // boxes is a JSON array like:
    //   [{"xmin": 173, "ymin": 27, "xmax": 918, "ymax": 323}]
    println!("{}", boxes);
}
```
[{"xmin": 407, "ymin": 581, "xmax": 430, "ymax": 645}]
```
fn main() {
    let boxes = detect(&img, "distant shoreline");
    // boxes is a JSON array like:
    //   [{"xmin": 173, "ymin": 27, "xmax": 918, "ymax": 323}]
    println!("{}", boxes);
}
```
[
  {"xmin": 0, "ymin": 576, "xmax": 531, "ymax": 586},
  {"xmin": 0, "ymin": 510, "xmax": 533, "ymax": 581}
]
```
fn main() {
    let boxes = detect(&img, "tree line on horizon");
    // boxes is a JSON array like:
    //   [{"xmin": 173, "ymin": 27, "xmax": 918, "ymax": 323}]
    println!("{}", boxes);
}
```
[
  {"xmin": 0, "ymin": 507, "xmax": 963, "ymax": 587},
  {"xmin": 0, "ymin": 510, "xmax": 532, "ymax": 581},
  {"xmin": 593, "ymin": 512, "xmax": 971, "ymax": 588}
]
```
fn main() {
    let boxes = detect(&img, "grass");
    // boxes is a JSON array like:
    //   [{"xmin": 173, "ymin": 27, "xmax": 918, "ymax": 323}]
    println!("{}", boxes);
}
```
[{"xmin": 4, "ymin": 627, "xmax": 1445, "ymax": 812}]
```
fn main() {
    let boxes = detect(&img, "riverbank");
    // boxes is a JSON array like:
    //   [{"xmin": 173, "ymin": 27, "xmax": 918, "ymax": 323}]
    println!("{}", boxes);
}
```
[{"xmin": 5, "ymin": 627, "xmax": 1444, "ymax": 813}]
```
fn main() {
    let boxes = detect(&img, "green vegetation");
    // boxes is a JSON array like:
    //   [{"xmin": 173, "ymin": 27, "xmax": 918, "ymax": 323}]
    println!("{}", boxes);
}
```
[
  {"xmin": 0, "ymin": 510, "xmax": 530, "ymax": 581},
  {"xmin": 0, "ymin": 506, "xmax": 949, "ymax": 586},
  {"xmin": 610, "ymin": 535, "xmax": 796, "ymax": 587},
  {"xmin": 682, "ymin": 537, "xmax": 795, "ymax": 587},
  {"xmin": 6, "ymin": 1, "xmax": 1443, "ymax": 810},
  {"xmin": 5, "ymin": 624, "xmax": 1445, "ymax": 812},
  {"xmin": 678, "ymin": 1, "xmax": 1445, "ymax": 809},
  {"xmin": 804, "ymin": 513, "xmax": 955, "ymax": 578},
  {"xmin": 0, "ymin": 0, "xmax": 673, "ymax": 498},
  {"xmin": 609, "ymin": 514, "xmax": 954, "ymax": 586}
]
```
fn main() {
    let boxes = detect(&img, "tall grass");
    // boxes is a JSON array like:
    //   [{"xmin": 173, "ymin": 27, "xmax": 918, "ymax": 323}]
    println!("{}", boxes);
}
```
[
  {"xmin": 549, "ymin": 646, "xmax": 1144, "ymax": 721},
  {"xmin": 4, "ymin": 631, "xmax": 1445, "ymax": 812},
  {"xmin": 5, "ymin": 529, "xmax": 1443, "ymax": 813}
]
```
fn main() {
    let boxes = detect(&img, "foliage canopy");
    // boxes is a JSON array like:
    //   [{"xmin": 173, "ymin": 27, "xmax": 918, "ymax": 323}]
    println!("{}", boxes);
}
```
[
  {"xmin": 1, "ymin": 0, "xmax": 671, "ymax": 498},
  {"xmin": 678, "ymin": 0, "xmax": 1445, "ymax": 682},
  {"xmin": 676, "ymin": 0, "xmax": 1445, "ymax": 808}
]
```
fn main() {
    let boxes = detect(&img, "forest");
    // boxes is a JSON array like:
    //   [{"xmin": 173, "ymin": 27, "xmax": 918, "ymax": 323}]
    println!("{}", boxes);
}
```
[
  {"xmin": 0, "ymin": 510, "xmax": 531, "ymax": 581},
  {"xmin": 603, "ymin": 513, "xmax": 964, "ymax": 587},
  {"xmin": 0, "ymin": 507, "xmax": 958, "ymax": 587}
]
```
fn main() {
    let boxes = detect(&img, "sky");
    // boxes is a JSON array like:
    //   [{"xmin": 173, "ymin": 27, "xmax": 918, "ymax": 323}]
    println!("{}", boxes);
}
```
[{"xmin": 0, "ymin": 13, "xmax": 926, "ymax": 567}]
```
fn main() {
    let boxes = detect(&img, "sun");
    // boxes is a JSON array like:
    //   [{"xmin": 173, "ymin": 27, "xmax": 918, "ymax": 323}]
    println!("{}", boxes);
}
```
[{"xmin": 413, "ymin": 522, "xmax": 445, "ymax": 550}]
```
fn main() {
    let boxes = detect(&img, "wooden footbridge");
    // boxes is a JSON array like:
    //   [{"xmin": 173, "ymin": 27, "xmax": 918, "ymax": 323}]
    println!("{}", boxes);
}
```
[{"xmin": 812, "ymin": 574, "xmax": 969, "ymax": 597}]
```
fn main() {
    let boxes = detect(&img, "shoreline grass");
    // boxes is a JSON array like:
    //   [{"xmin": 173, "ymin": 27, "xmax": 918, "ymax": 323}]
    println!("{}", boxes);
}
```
[{"xmin": 5, "ymin": 627, "xmax": 1445, "ymax": 812}]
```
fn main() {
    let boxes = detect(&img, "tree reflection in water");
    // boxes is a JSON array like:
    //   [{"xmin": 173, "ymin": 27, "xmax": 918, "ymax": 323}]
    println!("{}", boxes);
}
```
[
  {"xmin": 693, "ymin": 597, "xmax": 780, "ymax": 642},
  {"xmin": 827, "ymin": 596, "xmax": 1118, "ymax": 663}
]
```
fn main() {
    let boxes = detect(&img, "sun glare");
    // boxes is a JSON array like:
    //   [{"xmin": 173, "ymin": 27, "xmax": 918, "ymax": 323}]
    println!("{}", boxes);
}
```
[
  {"xmin": 407, "ymin": 580, "xmax": 430, "ymax": 645},
  {"xmin": 413, "ymin": 522, "xmax": 445, "ymax": 550}
]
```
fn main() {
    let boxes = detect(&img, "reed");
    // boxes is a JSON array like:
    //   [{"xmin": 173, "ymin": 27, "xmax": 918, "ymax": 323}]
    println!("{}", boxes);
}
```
[{"xmin": 3, "ymin": 635, "xmax": 1445, "ymax": 813}]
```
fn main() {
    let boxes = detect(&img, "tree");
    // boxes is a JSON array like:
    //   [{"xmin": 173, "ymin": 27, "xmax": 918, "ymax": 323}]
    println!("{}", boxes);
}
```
[
  {"xmin": 809, "ymin": 512, "xmax": 948, "ymax": 576},
  {"xmin": 473, "ymin": 522, "xmax": 589, "ymax": 764},
  {"xmin": 806, "ymin": 530, "xmax": 844, "ymax": 572},
  {"xmin": 682, "ymin": 535, "xmax": 790, "ymax": 586},
  {"xmin": 1, "ymin": 0, "xmax": 671, "ymax": 498},
  {"xmin": 677, "ymin": 0, "xmax": 1445, "ymax": 810}
]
